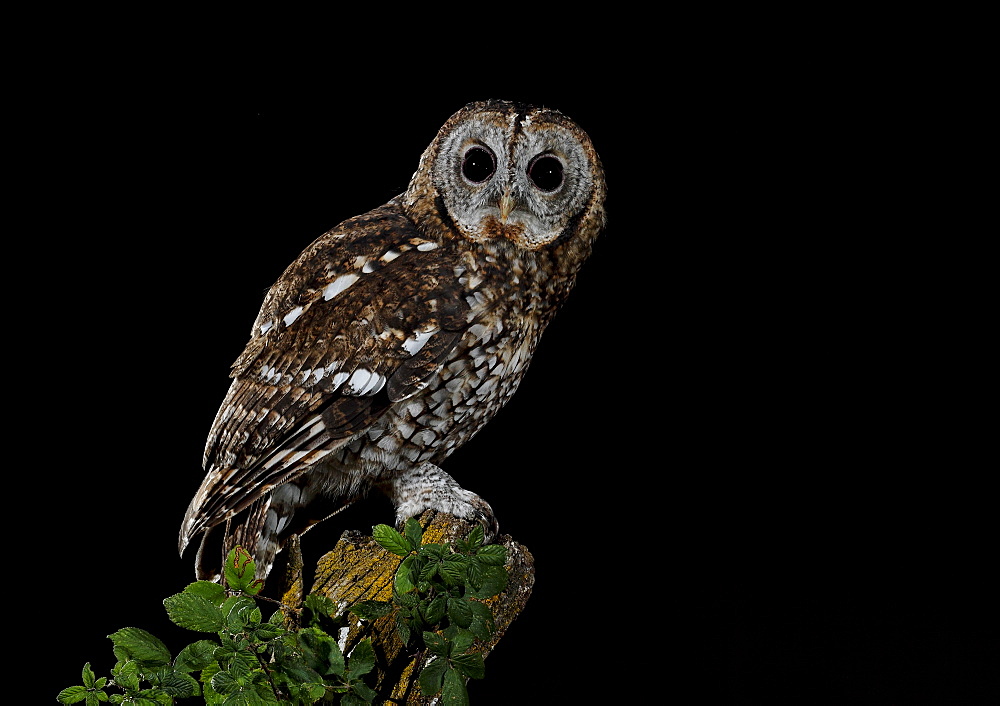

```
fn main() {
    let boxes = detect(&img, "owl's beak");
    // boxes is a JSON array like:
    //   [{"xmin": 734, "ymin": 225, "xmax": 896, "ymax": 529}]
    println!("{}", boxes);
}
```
[{"xmin": 498, "ymin": 190, "xmax": 515, "ymax": 222}]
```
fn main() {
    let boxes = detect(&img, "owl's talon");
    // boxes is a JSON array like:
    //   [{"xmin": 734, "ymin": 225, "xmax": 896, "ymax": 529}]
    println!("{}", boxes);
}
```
[
  {"xmin": 472, "ymin": 506, "xmax": 499, "ymax": 544},
  {"xmin": 385, "ymin": 462, "xmax": 497, "ymax": 541}
]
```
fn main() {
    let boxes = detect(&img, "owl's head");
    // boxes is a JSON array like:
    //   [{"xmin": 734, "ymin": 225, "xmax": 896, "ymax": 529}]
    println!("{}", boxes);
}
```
[{"xmin": 404, "ymin": 100, "xmax": 606, "ymax": 257}]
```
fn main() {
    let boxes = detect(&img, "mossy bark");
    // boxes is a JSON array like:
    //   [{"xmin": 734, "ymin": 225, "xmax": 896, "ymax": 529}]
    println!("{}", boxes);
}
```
[{"xmin": 289, "ymin": 510, "xmax": 534, "ymax": 704}]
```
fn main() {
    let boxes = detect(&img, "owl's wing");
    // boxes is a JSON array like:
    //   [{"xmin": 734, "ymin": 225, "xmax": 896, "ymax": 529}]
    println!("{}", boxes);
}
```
[{"xmin": 179, "ymin": 203, "xmax": 468, "ymax": 551}]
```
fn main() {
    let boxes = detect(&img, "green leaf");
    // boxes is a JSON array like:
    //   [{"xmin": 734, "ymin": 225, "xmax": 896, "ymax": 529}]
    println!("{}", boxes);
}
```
[
  {"xmin": 274, "ymin": 659, "xmax": 322, "ymax": 689},
  {"xmin": 164, "ymin": 592, "xmax": 226, "ymax": 632},
  {"xmin": 303, "ymin": 593, "xmax": 336, "ymax": 621},
  {"xmin": 394, "ymin": 583, "xmax": 420, "ymax": 608},
  {"xmin": 221, "ymin": 594, "xmax": 257, "ymax": 631},
  {"xmin": 56, "ymin": 685, "xmax": 90, "ymax": 704},
  {"xmin": 174, "ymin": 640, "xmax": 219, "ymax": 673},
  {"xmin": 300, "ymin": 683, "xmax": 327, "ymax": 701},
  {"xmin": 445, "ymin": 627, "xmax": 474, "ymax": 656},
  {"xmin": 223, "ymin": 546, "xmax": 258, "ymax": 592},
  {"xmin": 112, "ymin": 660, "xmax": 141, "ymax": 692},
  {"xmin": 296, "ymin": 626, "xmax": 345, "ymax": 677},
  {"xmin": 475, "ymin": 544, "xmax": 506, "ymax": 566},
  {"xmin": 465, "ymin": 557, "xmax": 484, "ymax": 591},
  {"xmin": 184, "ymin": 580, "xmax": 227, "ymax": 605},
  {"xmin": 418, "ymin": 656, "xmax": 448, "ymax": 696},
  {"xmin": 419, "ymin": 542, "xmax": 446, "ymax": 559},
  {"xmin": 422, "ymin": 631, "xmax": 448, "ymax": 657},
  {"xmin": 441, "ymin": 665, "xmax": 469, "ymax": 705},
  {"xmin": 447, "ymin": 597, "xmax": 473, "ymax": 629},
  {"xmin": 199, "ymin": 661, "xmax": 222, "ymax": 695},
  {"xmin": 439, "ymin": 555, "xmax": 466, "ymax": 586},
  {"xmin": 81, "ymin": 662, "xmax": 97, "ymax": 688},
  {"xmin": 451, "ymin": 652, "xmax": 485, "ymax": 680},
  {"xmin": 350, "ymin": 680, "xmax": 378, "ymax": 702},
  {"xmin": 395, "ymin": 555, "xmax": 416, "ymax": 594},
  {"xmin": 468, "ymin": 601, "xmax": 495, "ymax": 641},
  {"xmin": 418, "ymin": 559, "xmax": 439, "ymax": 583},
  {"xmin": 154, "ymin": 670, "xmax": 200, "ymax": 698},
  {"xmin": 347, "ymin": 638, "xmax": 375, "ymax": 678},
  {"xmin": 469, "ymin": 566, "xmax": 507, "ymax": 599},
  {"xmin": 108, "ymin": 628, "xmax": 171, "ymax": 667},
  {"xmin": 210, "ymin": 670, "xmax": 239, "ymax": 694},
  {"xmin": 465, "ymin": 524, "xmax": 485, "ymax": 552},
  {"xmin": 424, "ymin": 595, "xmax": 447, "ymax": 625},
  {"xmin": 396, "ymin": 614, "xmax": 412, "ymax": 646},
  {"xmin": 251, "ymin": 622, "xmax": 284, "ymax": 641},
  {"xmin": 218, "ymin": 645, "xmax": 257, "ymax": 678},
  {"xmin": 373, "ymin": 524, "xmax": 413, "ymax": 556},
  {"xmin": 350, "ymin": 599, "xmax": 394, "ymax": 621},
  {"xmin": 404, "ymin": 517, "xmax": 423, "ymax": 548}
]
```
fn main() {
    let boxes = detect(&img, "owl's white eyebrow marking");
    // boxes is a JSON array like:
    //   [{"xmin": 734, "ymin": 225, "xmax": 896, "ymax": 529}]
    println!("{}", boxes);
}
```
[
  {"xmin": 323, "ymin": 273, "xmax": 360, "ymax": 300},
  {"xmin": 403, "ymin": 327, "xmax": 440, "ymax": 355}
]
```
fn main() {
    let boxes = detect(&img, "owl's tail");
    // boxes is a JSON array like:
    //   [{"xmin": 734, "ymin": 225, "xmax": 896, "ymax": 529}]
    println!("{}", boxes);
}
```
[
  {"xmin": 183, "ymin": 489, "xmax": 363, "ymax": 583},
  {"xmin": 186, "ymin": 495, "xmax": 272, "ymax": 582}
]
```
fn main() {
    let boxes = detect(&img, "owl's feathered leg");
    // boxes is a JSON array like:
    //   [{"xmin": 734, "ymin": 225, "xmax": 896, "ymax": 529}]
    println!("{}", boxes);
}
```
[{"xmin": 381, "ymin": 462, "xmax": 498, "ymax": 540}]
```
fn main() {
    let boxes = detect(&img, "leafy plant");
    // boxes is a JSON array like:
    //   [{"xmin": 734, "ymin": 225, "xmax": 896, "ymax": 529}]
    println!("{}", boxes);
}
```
[
  {"xmin": 350, "ymin": 519, "xmax": 507, "ymax": 704},
  {"xmin": 57, "ymin": 546, "xmax": 377, "ymax": 705},
  {"xmin": 58, "ymin": 522, "xmax": 508, "ymax": 705}
]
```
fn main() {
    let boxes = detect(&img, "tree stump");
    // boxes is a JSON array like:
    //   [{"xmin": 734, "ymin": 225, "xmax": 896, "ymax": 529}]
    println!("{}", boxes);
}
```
[{"xmin": 300, "ymin": 510, "xmax": 534, "ymax": 704}]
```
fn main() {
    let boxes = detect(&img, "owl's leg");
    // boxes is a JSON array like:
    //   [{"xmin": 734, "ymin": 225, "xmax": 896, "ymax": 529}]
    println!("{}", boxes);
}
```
[{"xmin": 381, "ymin": 462, "xmax": 498, "ymax": 539}]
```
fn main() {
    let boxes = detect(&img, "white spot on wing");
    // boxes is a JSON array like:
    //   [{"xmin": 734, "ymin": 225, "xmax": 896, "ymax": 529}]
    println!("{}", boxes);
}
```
[
  {"xmin": 347, "ymin": 368, "xmax": 372, "ymax": 392},
  {"xmin": 330, "ymin": 371, "xmax": 350, "ymax": 390},
  {"xmin": 323, "ymin": 273, "xmax": 359, "ymax": 300},
  {"xmin": 361, "ymin": 372, "xmax": 386, "ymax": 395},
  {"xmin": 344, "ymin": 368, "xmax": 386, "ymax": 395},
  {"xmin": 259, "ymin": 319, "xmax": 274, "ymax": 335},
  {"xmin": 416, "ymin": 241, "xmax": 438, "ymax": 251},
  {"xmin": 283, "ymin": 305, "xmax": 304, "ymax": 327},
  {"xmin": 403, "ymin": 327, "xmax": 440, "ymax": 355}
]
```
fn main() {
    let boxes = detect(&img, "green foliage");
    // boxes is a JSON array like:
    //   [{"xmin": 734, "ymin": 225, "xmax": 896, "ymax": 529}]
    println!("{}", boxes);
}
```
[
  {"xmin": 350, "ymin": 519, "xmax": 507, "ymax": 706},
  {"xmin": 59, "ymin": 523, "xmax": 508, "ymax": 705},
  {"xmin": 57, "ymin": 548, "xmax": 376, "ymax": 705}
]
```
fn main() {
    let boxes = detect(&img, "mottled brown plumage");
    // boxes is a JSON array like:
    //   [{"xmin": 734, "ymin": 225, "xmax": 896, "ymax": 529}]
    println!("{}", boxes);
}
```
[{"xmin": 179, "ymin": 100, "xmax": 606, "ymax": 579}]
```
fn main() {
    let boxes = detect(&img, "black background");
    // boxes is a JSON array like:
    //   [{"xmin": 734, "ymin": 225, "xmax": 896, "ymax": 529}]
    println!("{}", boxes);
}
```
[{"xmin": 30, "ymin": 40, "xmax": 994, "ymax": 704}]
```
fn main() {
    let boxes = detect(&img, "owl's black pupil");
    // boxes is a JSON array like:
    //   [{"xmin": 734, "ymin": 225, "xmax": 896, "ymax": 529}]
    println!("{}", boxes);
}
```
[
  {"xmin": 462, "ymin": 147, "xmax": 496, "ymax": 183},
  {"xmin": 528, "ymin": 155, "xmax": 563, "ymax": 191}
]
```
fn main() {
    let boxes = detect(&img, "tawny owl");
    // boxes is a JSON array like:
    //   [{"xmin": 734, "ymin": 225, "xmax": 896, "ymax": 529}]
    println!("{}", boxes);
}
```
[{"xmin": 179, "ymin": 100, "xmax": 606, "ymax": 579}]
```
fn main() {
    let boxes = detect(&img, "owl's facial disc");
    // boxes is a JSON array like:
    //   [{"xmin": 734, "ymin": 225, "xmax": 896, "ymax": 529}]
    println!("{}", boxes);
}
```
[{"xmin": 434, "ymin": 110, "xmax": 595, "ymax": 251}]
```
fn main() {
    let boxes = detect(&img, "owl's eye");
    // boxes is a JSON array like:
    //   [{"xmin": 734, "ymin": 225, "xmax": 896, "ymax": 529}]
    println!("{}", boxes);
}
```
[
  {"xmin": 527, "ymin": 154, "xmax": 564, "ymax": 192},
  {"xmin": 462, "ymin": 146, "xmax": 496, "ymax": 184}
]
